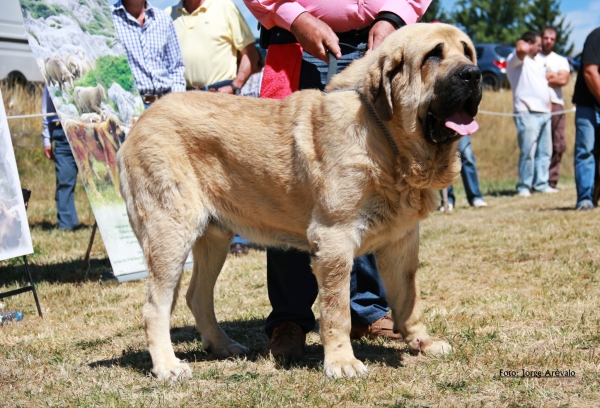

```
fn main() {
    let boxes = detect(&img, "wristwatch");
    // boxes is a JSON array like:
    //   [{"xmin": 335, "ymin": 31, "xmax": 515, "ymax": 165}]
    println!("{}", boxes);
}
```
[{"xmin": 230, "ymin": 83, "xmax": 241, "ymax": 95}]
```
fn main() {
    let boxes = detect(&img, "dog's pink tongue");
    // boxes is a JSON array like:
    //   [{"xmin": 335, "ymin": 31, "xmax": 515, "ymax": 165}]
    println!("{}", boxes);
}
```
[{"xmin": 444, "ymin": 109, "xmax": 479, "ymax": 135}]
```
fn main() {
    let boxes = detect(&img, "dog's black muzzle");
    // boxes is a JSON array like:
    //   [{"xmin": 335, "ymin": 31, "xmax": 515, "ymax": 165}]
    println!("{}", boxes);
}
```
[{"xmin": 424, "ymin": 64, "xmax": 483, "ymax": 145}]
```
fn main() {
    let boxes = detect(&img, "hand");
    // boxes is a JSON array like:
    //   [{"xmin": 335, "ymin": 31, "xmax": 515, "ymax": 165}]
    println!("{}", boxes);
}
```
[
  {"xmin": 217, "ymin": 85, "xmax": 234, "ymax": 94},
  {"xmin": 290, "ymin": 12, "xmax": 341, "ymax": 63},
  {"xmin": 43, "ymin": 145, "xmax": 53, "ymax": 160},
  {"xmin": 368, "ymin": 20, "xmax": 396, "ymax": 51}
]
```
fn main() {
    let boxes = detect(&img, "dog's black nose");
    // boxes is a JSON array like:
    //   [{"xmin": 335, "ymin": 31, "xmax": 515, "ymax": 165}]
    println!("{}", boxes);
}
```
[{"xmin": 458, "ymin": 65, "xmax": 481, "ymax": 85}]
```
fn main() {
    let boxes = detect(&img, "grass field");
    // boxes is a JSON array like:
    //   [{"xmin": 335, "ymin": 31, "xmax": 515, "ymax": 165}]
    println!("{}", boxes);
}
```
[{"xmin": 2, "ymin": 80, "xmax": 599, "ymax": 407}]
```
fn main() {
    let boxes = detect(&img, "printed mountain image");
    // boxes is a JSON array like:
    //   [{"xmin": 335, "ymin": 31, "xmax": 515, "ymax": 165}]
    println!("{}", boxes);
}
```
[{"xmin": 20, "ymin": 0, "xmax": 144, "ymax": 201}]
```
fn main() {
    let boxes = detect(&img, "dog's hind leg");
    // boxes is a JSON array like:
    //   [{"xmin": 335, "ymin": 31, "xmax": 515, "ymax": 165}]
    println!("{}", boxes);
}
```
[
  {"xmin": 186, "ymin": 224, "xmax": 248, "ymax": 358},
  {"xmin": 311, "ymin": 228, "xmax": 367, "ymax": 378},
  {"xmin": 141, "ymin": 216, "xmax": 196, "ymax": 381},
  {"xmin": 375, "ymin": 225, "xmax": 451, "ymax": 356}
]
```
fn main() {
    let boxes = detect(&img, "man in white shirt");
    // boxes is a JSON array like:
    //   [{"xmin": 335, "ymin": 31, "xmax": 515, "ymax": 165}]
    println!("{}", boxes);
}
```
[
  {"xmin": 535, "ymin": 26, "xmax": 570, "ymax": 190},
  {"xmin": 507, "ymin": 31, "xmax": 555, "ymax": 196}
]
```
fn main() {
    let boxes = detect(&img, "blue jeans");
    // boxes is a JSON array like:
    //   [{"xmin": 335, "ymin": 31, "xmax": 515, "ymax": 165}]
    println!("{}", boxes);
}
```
[
  {"xmin": 52, "ymin": 127, "xmax": 78, "ymax": 230},
  {"xmin": 447, "ymin": 136, "xmax": 483, "ymax": 206},
  {"xmin": 265, "ymin": 40, "xmax": 389, "ymax": 336},
  {"xmin": 514, "ymin": 112, "xmax": 552, "ymax": 192},
  {"xmin": 574, "ymin": 105, "xmax": 600, "ymax": 207},
  {"xmin": 231, "ymin": 234, "xmax": 249, "ymax": 246}
]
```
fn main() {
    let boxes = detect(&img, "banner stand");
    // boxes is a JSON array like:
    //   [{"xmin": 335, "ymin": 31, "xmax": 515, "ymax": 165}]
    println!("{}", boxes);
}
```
[
  {"xmin": 82, "ymin": 221, "xmax": 97, "ymax": 281},
  {"xmin": 0, "ymin": 189, "xmax": 43, "ymax": 318},
  {"xmin": 0, "ymin": 255, "xmax": 43, "ymax": 318}
]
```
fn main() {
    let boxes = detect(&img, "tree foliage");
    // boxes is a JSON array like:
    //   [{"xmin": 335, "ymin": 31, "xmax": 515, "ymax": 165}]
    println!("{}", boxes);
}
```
[
  {"xmin": 451, "ymin": 0, "xmax": 528, "ymax": 44},
  {"xmin": 421, "ymin": 2, "xmax": 450, "ymax": 23},
  {"xmin": 449, "ymin": 0, "xmax": 573, "ymax": 54},
  {"xmin": 525, "ymin": 0, "xmax": 574, "ymax": 55},
  {"xmin": 74, "ymin": 55, "xmax": 136, "ymax": 93}
]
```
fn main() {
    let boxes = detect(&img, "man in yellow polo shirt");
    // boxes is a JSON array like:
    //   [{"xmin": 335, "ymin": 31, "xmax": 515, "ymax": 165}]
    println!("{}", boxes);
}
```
[{"xmin": 166, "ymin": 0, "xmax": 260, "ymax": 94}]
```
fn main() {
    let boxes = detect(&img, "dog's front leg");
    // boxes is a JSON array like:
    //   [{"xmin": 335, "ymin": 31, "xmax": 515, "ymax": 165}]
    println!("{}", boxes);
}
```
[
  {"xmin": 375, "ymin": 224, "xmax": 451, "ymax": 355},
  {"xmin": 311, "ymin": 232, "xmax": 367, "ymax": 378}
]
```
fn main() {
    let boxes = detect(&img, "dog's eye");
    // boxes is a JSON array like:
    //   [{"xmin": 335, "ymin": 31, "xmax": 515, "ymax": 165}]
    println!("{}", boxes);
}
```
[
  {"xmin": 424, "ymin": 43, "xmax": 444, "ymax": 64},
  {"xmin": 462, "ymin": 41, "xmax": 473, "ymax": 60}
]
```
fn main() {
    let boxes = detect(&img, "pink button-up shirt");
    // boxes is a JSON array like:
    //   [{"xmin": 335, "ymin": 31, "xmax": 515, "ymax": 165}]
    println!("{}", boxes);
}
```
[{"xmin": 243, "ymin": 0, "xmax": 431, "ymax": 33}]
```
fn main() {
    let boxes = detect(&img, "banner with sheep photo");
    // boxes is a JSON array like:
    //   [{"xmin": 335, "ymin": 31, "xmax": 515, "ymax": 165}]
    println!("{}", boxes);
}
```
[
  {"xmin": 0, "ymin": 88, "xmax": 34, "ymax": 262},
  {"xmin": 18, "ymin": 0, "xmax": 149, "ymax": 281}
]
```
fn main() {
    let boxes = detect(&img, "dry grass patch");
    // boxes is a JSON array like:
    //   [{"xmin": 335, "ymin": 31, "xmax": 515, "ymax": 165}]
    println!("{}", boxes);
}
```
[{"xmin": 1, "ymin": 85, "xmax": 598, "ymax": 407}]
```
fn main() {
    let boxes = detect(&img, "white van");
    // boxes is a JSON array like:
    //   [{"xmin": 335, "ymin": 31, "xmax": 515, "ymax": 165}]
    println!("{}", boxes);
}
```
[{"xmin": 0, "ymin": 0, "xmax": 43, "ymax": 82}]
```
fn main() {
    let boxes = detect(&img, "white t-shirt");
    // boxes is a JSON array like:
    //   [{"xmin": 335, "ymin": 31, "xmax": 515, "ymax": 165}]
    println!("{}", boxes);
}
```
[
  {"xmin": 507, "ymin": 52, "xmax": 551, "ymax": 113},
  {"xmin": 535, "ymin": 51, "xmax": 570, "ymax": 106}
]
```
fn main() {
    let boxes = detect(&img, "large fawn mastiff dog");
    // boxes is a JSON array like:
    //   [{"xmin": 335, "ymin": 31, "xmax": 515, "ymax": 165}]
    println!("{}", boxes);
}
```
[{"xmin": 118, "ymin": 23, "xmax": 482, "ymax": 380}]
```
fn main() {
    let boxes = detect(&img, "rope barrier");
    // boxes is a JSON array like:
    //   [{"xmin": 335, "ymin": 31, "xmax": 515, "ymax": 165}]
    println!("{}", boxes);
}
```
[
  {"xmin": 5, "ymin": 112, "xmax": 57, "ymax": 120},
  {"xmin": 4, "ymin": 107, "xmax": 577, "ymax": 120},
  {"xmin": 477, "ymin": 107, "xmax": 576, "ymax": 117}
]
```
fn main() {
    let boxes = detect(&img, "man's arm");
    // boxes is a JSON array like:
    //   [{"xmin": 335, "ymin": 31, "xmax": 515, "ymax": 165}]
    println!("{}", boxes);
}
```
[
  {"xmin": 218, "ymin": 43, "xmax": 261, "ymax": 94},
  {"xmin": 41, "ymin": 86, "xmax": 53, "ymax": 160},
  {"xmin": 290, "ymin": 12, "xmax": 341, "ymax": 62},
  {"xmin": 515, "ymin": 39, "xmax": 530, "ymax": 61},
  {"xmin": 369, "ymin": 1, "xmax": 432, "ymax": 50},
  {"xmin": 583, "ymin": 63, "xmax": 600, "ymax": 103},
  {"xmin": 546, "ymin": 70, "xmax": 569, "ymax": 88},
  {"xmin": 243, "ymin": 0, "xmax": 341, "ymax": 62},
  {"xmin": 165, "ymin": 20, "xmax": 186, "ymax": 92}
]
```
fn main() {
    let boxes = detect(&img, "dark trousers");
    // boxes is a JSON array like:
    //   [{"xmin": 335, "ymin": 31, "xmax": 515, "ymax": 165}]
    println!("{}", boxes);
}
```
[
  {"xmin": 52, "ymin": 127, "xmax": 78, "ymax": 230},
  {"xmin": 265, "ymin": 40, "xmax": 390, "ymax": 337},
  {"xmin": 549, "ymin": 103, "xmax": 566, "ymax": 188}
]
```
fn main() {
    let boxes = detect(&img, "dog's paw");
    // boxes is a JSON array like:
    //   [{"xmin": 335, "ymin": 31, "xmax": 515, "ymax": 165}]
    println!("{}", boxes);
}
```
[
  {"xmin": 206, "ymin": 341, "xmax": 248, "ymax": 359},
  {"xmin": 423, "ymin": 339, "xmax": 452, "ymax": 355},
  {"xmin": 324, "ymin": 357, "xmax": 368, "ymax": 379},
  {"xmin": 151, "ymin": 361, "xmax": 192, "ymax": 381},
  {"xmin": 407, "ymin": 337, "xmax": 452, "ymax": 356}
]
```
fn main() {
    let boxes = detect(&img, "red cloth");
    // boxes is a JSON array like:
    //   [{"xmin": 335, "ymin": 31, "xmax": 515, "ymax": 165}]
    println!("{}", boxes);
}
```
[{"xmin": 260, "ymin": 43, "xmax": 303, "ymax": 99}]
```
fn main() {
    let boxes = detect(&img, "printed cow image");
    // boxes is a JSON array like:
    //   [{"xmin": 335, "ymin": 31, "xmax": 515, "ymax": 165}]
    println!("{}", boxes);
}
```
[{"xmin": 64, "ymin": 115, "xmax": 124, "ymax": 197}]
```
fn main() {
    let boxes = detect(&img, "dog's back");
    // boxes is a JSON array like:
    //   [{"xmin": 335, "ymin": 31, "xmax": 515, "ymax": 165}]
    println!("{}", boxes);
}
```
[{"xmin": 118, "ymin": 90, "xmax": 337, "ymax": 249}]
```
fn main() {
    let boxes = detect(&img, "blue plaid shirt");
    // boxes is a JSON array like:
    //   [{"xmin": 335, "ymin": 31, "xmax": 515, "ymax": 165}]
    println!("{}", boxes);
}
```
[{"xmin": 112, "ymin": 0, "xmax": 185, "ymax": 94}]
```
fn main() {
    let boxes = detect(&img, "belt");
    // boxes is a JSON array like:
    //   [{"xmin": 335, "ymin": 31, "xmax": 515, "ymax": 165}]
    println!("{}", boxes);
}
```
[
  {"xmin": 142, "ymin": 93, "xmax": 166, "ymax": 104},
  {"xmin": 186, "ymin": 79, "xmax": 234, "ymax": 92},
  {"xmin": 267, "ymin": 26, "xmax": 369, "ymax": 47}
]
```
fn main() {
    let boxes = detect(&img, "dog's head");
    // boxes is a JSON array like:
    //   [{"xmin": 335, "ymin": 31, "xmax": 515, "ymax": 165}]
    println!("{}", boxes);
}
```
[
  {"xmin": 330, "ymin": 23, "xmax": 482, "ymax": 145},
  {"xmin": 372, "ymin": 23, "xmax": 481, "ymax": 144}
]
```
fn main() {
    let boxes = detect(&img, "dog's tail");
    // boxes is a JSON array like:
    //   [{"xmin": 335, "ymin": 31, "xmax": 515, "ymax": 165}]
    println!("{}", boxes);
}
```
[{"xmin": 117, "ymin": 146, "xmax": 141, "ymax": 242}]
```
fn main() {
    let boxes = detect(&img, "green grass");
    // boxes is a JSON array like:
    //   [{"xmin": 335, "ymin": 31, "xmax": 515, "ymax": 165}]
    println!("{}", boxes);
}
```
[{"xmin": 1, "ymin": 86, "xmax": 598, "ymax": 406}]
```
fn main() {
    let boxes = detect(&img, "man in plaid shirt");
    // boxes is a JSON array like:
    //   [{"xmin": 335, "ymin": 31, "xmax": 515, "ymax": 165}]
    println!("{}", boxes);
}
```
[{"xmin": 112, "ymin": 0, "xmax": 186, "ymax": 106}]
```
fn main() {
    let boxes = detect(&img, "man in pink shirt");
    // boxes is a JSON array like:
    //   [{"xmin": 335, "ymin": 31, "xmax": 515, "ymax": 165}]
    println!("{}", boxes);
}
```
[{"xmin": 244, "ymin": 0, "xmax": 431, "ymax": 363}]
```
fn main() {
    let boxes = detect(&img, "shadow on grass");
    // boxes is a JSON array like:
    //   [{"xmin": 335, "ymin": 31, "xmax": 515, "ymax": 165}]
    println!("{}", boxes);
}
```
[
  {"xmin": 88, "ymin": 318, "xmax": 405, "ymax": 376},
  {"xmin": 486, "ymin": 189, "xmax": 518, "ymax": 197},
  {"xmin": 0, "ymin": 257, "xmax": 111, "ymax": 286},
  {"xmin": 28, "ymin": 221, "xmax": 93, "ymax": 231}
]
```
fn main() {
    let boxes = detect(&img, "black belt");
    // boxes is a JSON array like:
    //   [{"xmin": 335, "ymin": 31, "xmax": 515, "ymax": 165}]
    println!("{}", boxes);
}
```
[
  {"xmin": 186, "ymin": 79, "xmax": 233, "ymax": 92},
  {"xmin": 265, "ymin": 26, "xmax": 369, "ymax": 48}
]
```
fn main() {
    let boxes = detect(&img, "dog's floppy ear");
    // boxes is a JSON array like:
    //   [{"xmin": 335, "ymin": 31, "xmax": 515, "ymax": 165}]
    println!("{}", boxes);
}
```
[{"xmin": 367, "ymin": 51, "xmax": 403, "ymax": 121}]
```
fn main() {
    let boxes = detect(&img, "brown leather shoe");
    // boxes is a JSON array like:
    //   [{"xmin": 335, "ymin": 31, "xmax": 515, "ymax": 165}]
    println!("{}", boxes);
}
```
[
  {"xmin": 230, "ymin": 243, "xmax": 249, "ymax": 256},
  {"xmin": 350, "ymin": 315, "xmax": 403, "ymax": 340},
  {"xmin": 263, "ymin": 322, "xmax": 306, "ymax": 363}
]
